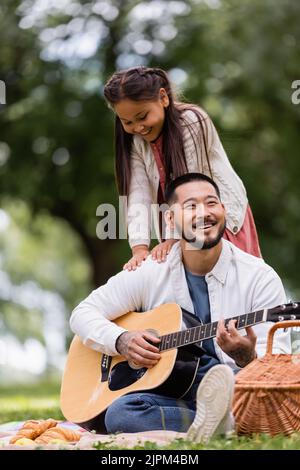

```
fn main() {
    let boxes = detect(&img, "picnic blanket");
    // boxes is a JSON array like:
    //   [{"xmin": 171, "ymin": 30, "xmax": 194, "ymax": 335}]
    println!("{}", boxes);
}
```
[{"xmin": 0, "ymin": 420, "xmax": 184, "ymax": 450}]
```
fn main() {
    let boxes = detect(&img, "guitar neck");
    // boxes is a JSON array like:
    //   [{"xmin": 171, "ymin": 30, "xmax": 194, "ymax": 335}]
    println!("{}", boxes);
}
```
[{"xmin": 159, "ymin": 309, "xmax": 267, "ymax": 352}]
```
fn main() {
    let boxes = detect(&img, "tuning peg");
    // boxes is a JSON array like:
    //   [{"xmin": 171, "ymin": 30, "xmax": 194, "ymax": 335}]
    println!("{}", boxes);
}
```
[
  {"xmin": 292, "ymin": 303, "xmax": 298, "ymax": 309},
  {"xmin": 290, "ymin": 315, "xmax": 297, "ymax": 320}
]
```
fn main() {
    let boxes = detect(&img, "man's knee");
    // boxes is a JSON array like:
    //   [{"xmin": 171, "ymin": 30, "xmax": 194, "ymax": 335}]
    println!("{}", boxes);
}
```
[
  {"xmin": 105, "ymin": 394, "xmax": 152, "ymax": 433},
  {"xmin": 105, "ymin": 395, "xmax": 127, "ymax": 433}
]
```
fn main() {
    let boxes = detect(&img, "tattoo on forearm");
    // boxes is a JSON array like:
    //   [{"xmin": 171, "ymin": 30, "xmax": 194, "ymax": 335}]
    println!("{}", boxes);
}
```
[
  {"xmin": 116, "ymin": 332, "xmax": 130, "ymax": 356},
  {"xmin": 230, "ymin": 348, "xmax": 256, "ymax": 368}
]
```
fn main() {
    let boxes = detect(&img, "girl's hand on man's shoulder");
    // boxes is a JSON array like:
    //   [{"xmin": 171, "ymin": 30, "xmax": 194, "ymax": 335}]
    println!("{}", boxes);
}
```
[
  {"xmin": 151, "ymin": 239, "xmax": 178, "ymax": 263},
  {"xmin": 123, "ymin": 245, "xmax": 149, "ymax": 271}
]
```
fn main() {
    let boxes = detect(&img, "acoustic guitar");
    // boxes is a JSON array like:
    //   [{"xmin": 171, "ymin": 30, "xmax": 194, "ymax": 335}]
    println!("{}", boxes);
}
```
[{"xmin": 60, "ymin": 302, "xmax": 300, "ymax": 432}]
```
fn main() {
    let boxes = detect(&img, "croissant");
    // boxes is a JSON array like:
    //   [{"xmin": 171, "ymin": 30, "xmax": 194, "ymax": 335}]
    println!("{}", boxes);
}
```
[
  {"xmin": 14, "ymin": 437, "xmax": 37, "ymax": 446},
  {"xmin": 10, "ymin": 419, "xmax": 58, "ymax": 444},
  {"xmin": 35, "ymin": 426, "xmax": 81, "ymax": 444}
]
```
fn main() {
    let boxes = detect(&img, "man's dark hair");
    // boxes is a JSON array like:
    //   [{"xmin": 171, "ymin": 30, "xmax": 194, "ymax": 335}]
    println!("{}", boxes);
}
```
[{"xmin": 164, "ymin": 172, "xmax": 221, "ymax": 204}]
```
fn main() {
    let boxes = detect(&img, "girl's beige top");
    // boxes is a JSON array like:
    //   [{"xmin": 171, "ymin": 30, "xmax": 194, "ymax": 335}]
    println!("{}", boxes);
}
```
[{"xmin": 126, "ymin": 108, "xmax": 248, "ymax": 248}]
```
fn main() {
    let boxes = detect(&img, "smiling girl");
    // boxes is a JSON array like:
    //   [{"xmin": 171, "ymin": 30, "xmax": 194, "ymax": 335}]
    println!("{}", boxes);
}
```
[{"xmin": 103, "ymin": 66, "xmax": 261, "ymax": 270}]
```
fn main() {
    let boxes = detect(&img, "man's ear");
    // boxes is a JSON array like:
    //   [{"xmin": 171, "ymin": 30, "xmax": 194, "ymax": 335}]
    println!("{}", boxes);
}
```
[
  {"xmin": 164, "ymin": 208, "xmax": 177, "ymax": 240},
  {"xmin": 164, "ymin": 209, "xmax": 173, "ymax": 228}
]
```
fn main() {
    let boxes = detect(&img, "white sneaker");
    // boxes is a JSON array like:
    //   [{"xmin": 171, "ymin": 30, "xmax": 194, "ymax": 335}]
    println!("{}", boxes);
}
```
[{"xmin": 186, "ymin": 364, "xmax": 235, "ymax": 443}]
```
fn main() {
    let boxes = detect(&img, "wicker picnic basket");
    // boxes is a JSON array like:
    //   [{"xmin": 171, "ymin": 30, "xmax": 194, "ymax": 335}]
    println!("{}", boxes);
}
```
[{"xmin": 233, "ymin": 320, "xmax": 300, "ymax": 436}]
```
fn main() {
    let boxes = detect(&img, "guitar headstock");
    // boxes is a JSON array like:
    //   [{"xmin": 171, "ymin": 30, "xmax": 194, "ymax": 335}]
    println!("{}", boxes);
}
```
[{"xmin": 267, "ymin": 302, "xmax": 300, "ymax": 323}]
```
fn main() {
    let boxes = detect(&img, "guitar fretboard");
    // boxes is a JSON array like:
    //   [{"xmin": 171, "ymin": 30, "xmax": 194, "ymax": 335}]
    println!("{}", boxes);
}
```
[{"xmin": 159, "ymin": 310, "xmax": 264, "ymax": 352}]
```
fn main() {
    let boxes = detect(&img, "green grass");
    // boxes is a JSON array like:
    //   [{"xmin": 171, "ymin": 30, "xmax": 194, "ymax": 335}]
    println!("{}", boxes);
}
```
[
  {"xmin": 1, "ymin": 383, "xmax": 300, "ymax": 449},
  {"xmin": 0, "ymin": 382, "xmax": 63, "ymax": 424},
  {"xmin": 93, "ymin": 433, "xmax": 300, "ymax": 450}
]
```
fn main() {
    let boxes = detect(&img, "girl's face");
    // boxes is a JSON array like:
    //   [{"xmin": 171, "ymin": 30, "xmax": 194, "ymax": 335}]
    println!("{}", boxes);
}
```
[{"xmin": 114, "ymin": 88, "xmax": 169, "ymax": 142}]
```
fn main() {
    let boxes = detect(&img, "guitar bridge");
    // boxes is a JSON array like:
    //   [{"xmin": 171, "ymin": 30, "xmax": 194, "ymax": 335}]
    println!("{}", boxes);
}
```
[{"xmin": 101, "ymin": 354, "xmax": 112, "ymax": 382}]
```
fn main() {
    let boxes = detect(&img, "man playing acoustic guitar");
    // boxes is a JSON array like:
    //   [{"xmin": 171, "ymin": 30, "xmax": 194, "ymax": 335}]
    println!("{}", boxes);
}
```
[{"xmin": 70, "ymin": 173, "xmax": 290, "ymax": 442}]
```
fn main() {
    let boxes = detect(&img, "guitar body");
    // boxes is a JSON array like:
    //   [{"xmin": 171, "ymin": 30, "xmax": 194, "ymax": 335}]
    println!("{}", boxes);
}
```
[
  {"xmin": 61, "ymin": 300, "xmax": 300, "ymax": 432},
  {"xmin": 60, "ymin": 303, "xmax": 199, "ymax": 431}
]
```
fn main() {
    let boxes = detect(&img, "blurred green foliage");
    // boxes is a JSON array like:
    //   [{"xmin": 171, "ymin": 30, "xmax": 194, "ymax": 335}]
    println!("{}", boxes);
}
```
[
  {"xmin": 0, "ymin": 198, "xmax": 91, "ymax": 308},
  {"xmin": 0, "ymin": 198, "xmax": 91, "ymax": 346}
]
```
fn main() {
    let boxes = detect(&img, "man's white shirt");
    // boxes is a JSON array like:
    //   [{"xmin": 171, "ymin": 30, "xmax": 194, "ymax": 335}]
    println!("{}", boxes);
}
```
[{"xmin": 70, "ymin": 239, "xmax": 291, "ymax": 370}]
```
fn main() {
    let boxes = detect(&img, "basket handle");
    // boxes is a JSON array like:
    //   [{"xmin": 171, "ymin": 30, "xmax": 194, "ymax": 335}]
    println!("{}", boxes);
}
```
[{"xmin": 266, "ymin": 320, "xmax": 300, "ymax": 355}]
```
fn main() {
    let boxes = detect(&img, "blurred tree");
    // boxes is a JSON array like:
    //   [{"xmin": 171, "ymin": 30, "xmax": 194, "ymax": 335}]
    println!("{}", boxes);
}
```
[
  {"xmin": 0, "ymin": 198, "xmax": 91, "ymax": 364},
  {"xmin": 0, "ymin": 198, "xmax": 91, "ymax": 309},
  {"xmin": 0, "ymin": 0, "xmax": 137, "ymax": 286},
  {"xmin": 0, "ymin": 0, "xmax": 299, "ymax": 297}
]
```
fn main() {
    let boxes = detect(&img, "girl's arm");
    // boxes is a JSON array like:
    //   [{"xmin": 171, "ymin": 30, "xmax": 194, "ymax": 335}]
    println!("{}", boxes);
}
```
[
  {"xmin": 127, "ymin": 144, "xmax": 152, "ymax": 249},
  {"xmin": 123, "ymin": 143, "xmax": 152, "ymax": 270}
]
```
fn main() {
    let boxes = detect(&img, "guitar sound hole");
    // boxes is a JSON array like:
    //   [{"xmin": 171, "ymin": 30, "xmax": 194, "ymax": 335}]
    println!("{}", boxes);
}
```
[{"xmin": 108, "ymin": 361, "xmax": 147, "ymax": 391}]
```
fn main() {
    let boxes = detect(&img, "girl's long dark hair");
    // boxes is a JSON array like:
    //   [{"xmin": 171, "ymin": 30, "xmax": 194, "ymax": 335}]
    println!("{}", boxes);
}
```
[{"xmin": 103, "ymin": 66, "xmax": 212, "ymax": 196}]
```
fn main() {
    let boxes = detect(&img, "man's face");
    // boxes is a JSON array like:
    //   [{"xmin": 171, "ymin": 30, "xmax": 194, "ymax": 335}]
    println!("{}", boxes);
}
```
[{"xmin": 168, "ymin": 181, "xmax": 226, "ymax": 250}]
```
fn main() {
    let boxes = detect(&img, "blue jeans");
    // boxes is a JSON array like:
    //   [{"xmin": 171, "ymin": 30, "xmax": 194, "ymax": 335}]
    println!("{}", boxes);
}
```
[{"xmin": 105, "ymin": 392, "xmax": 197, "ymax": 433}]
